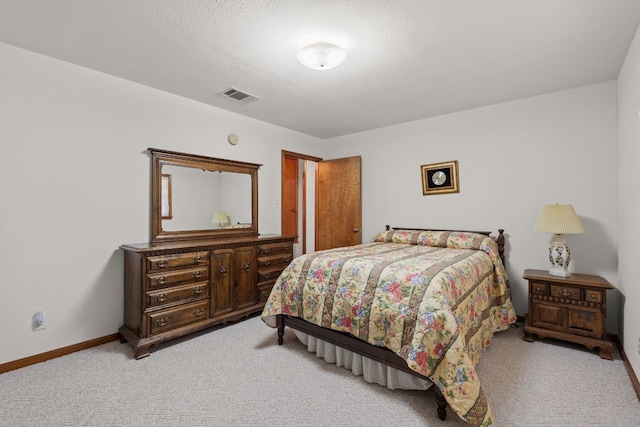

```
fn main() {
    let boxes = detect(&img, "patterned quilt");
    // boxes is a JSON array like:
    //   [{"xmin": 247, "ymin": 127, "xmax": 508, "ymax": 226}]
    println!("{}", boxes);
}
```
[{"xmin": 262, "ymin": 230, "xmax": 517, "ymax": 426}]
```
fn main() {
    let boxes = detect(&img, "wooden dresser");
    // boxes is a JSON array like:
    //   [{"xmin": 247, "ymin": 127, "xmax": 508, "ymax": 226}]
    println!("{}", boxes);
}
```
[
  {"xmin": 522, "ymin": 269, "xmax": 614, "ymax": 359},
  {"xmin": 120, "ymin": 235, "xmax": 294, "ymax": 359}
]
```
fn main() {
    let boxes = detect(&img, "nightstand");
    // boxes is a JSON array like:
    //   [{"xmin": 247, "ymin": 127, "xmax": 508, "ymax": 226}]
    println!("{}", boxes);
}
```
[{"xmin": 523, "ymin": 269, "xmax": 614, "ymax": 360}]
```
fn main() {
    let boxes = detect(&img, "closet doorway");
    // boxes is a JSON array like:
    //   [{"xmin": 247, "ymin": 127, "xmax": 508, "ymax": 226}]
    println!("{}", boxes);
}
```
[{"xmin": 281, "ymin": 151, "xmax": 362, "ymax": 257}]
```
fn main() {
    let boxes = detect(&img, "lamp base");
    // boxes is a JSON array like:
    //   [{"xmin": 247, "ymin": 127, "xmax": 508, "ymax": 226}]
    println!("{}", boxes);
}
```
[{"xmin": 548, "ymin": 234, "xmax": 571, "ymax": 277}]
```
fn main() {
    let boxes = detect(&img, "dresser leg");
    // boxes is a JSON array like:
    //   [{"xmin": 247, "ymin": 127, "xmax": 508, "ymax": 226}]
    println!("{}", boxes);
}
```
[{"xmin": 134, "ymin": 345, "xmax": 151, "ymax": 359}]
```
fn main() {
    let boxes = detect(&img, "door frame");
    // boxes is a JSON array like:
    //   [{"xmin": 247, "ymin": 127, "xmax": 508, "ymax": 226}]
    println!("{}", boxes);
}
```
[{"xmin": 281, "ymin": 150, "xmax": 322, "ymax": 254}]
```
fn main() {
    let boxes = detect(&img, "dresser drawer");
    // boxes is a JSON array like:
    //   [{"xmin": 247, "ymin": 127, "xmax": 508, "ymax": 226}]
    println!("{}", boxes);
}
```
[
  {"xmin": 550, "ymin": 285, "xmax": 580, "ymax": 300},
  {"xmin": 257, "ymin": 283, "xmax": 274, "ymax": 304},
  {"xmin": 257, "ymin": 253, "xmax": 293, "ymax": 269},
  {"xmin": 530, "ymin": 281, "xmax": 548, "ymax": 296},
  {"xmin": 147, "ymin": 266, "xmax": 209, "ymax": 289},
  {"xmin": 257, "ymin": 242, "xmax": 293, "ymax": 256},
  {"xmin": 257, "ymin": 266, "xmax": 286, "ymax": 284},
  {"xmin": 148, "ymin": 300, "xmax": 209, "ymax": 336},
  {"xmin": 146, "ymin": 281, "xmax": 209, "ymax": 308},
  {"xmin": 147, "ymin": 251, "xmax": 209, "ymax": 271}
]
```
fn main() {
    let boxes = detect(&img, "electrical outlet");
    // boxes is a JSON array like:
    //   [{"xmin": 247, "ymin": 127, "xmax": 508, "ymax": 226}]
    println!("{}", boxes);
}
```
[{"xmin": 33, "ymin": 311, "xmax": 46, "ymax": 331}]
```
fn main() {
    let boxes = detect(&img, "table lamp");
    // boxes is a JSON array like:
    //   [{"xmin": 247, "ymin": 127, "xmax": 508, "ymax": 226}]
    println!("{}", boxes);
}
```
[{"xmin": 533, "ymin": 204, "xmax": 585, "ymax": 277}]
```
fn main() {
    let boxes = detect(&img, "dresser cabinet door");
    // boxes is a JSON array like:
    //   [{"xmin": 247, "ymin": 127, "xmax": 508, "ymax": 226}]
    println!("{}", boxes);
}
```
[
  {"xmin": 210, "ymin": 246, "xmax": 257, "ymax": 316},
  {"xmin": 211, "ymin": 249, "xmax": 233, "ymax": 316},
  {"xmin": 234, "ymin": 246, "xmax": 257, "ymax": 311}
]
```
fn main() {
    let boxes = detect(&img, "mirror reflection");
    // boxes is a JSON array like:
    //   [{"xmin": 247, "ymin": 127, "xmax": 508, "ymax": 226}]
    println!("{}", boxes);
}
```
[
  {"xmin": 161, "ymin": 165, "xmax": 252, "ymax": 232},
  {"xmin": 149, "ymin": 148, "xmax": 260, "ymax": 243}
]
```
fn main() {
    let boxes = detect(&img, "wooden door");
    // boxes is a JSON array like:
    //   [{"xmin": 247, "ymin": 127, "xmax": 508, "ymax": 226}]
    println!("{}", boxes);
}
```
[
  {"xmin": 316, "ymin": 156, "xmax": 362, "ymax": 250},
  {"xmin": 281, "ymin": 156, "xmax": 298, "ymax": 240}
]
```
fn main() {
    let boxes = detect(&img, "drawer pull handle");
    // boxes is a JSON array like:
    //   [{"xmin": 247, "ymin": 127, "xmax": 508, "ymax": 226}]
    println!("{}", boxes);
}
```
[
  {"xmin": 243, "ymin": 262, "xmax": 250, "ymax": 271},
  {"xmin": 220, "ymin": 267, "xmax": 228, "ymax": 275},
  {"xmin": 157, "ymin": 260, "xmax": 169, "ymax": 268},
  {"xmin": 284, "ymin": 245, "xmax": 291, "ymax": 251},
  {"xmin": 155, "ymin": 318, "xmax": 169, "ymax": 327},
  {"xmin": 193, "ymin": 255, "xmax": 203, "ymax": 264},
  {"xmin": 285, "ymin": 257, "xmax": 291, "ymax": 262},
  {"xmin": 193, "ymin": 271, "xmax": 202, "ymax": 279},
  {"xmin": 263, "ymin": 272, "xmax": 271, "ymax": 279},
  {"xmin": 558, "ymin": 288, "xmax": 572, "ymax": 297},
  {"xmin": 591, "ymin": 294, "xmax": 596, "ymax": 299},
  {"xmin": 535, "ymin": 287, "xmax": 541, "ymax": 292},
  {"xmin": 261, "ymin": 290, "xmax": 270, "ymax": 298},
  {"xmin": 193, "ymin": 286, "xmax": 203, "ymax": 294},
  {"xmin": 192, "ymin": 308, "xmax": 204, "ymax": 317},
  {"xmin": 263, "ymin": 260, "xmax": 271, "ymax": 266},
  {"xmin": 262, "ymin": 247, "xmax": 270, "ymax": 254},
  {"xmin": 155, "ymin": 293, "xmax": 167, "ymax": 302},
  {"xmin": 156, "ymin": 276, "xmax": 167, "ymax": 285}
]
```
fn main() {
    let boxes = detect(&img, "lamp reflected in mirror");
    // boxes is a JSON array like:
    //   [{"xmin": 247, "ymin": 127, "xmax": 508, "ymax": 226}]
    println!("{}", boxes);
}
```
[{"xmin": 212, "ymin": 211, "xmax": 230, "ymax": 228}]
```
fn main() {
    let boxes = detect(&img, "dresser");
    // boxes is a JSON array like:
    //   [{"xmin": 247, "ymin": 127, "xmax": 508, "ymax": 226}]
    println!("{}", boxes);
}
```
[
  {"xmin": 120, "ymin": 235, "xmax": 294, "ymax": 359},
  {"xmin": 522, "ymin": 269, "xmax": 614, "ymax": 360}
]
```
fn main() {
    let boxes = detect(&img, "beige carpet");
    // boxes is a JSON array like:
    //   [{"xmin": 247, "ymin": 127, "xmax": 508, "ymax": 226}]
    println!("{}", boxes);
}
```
[{"xmin": 0, "ymin": 317, "xmax": 638, "ymax": 426}]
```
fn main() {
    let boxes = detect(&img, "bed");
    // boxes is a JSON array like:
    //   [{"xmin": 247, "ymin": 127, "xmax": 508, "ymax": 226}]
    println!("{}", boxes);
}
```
[{"xmin": 261, "ymin": 227, "xmax": 517, "ymax": 426}]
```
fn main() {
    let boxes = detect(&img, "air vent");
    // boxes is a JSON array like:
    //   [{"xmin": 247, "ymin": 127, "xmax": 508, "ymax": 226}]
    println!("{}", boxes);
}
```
[{"xmin": 220, "ymin": 87, "xmax": 258, "ymax": 103}]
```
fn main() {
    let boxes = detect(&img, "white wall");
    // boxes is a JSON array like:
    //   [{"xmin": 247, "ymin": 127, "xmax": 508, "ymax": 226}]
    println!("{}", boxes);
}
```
[
  {"xmin": 0, "ymin": 42, "xmax": 325, "ymax": 365},
  {"xmin": 324, "ymin": 82, "xmax": 619, "ymax": 331},
  {"xmin": 618, "ymin": 25, "xmax": 640, "ymax": 379}
]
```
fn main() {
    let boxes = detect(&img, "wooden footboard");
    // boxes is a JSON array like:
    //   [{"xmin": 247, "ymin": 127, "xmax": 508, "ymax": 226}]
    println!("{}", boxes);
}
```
[{"xmin": 276, "ymin": 314, "xmax": 449, "ymax": 420}]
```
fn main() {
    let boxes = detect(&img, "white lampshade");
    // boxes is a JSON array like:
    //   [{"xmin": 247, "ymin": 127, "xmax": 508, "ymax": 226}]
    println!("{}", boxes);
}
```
[
  {"xmin": 297, "ymin": 42, "xmax": 346, "ymax": 70},
  {"xmin": 534, "ymin": 204, "xmax": 585, "ymax": 277},
  {"xmin": 211, "ymin": 211, "xmax": 229, "ymax": 227},
  {"xmin": 534, "ymin": 204, "xmax": 585, "ymax": 235}
]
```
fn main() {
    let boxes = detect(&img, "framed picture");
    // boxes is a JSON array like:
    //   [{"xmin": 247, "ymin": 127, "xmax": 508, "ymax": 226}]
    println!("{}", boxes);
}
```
[
  {"xmin": 421, "ymin": 160, "xmax": 459, "ymax": 195},
  {"xmin": 161, "ymin": 174, "xmax": 173, "ymax": 219}
]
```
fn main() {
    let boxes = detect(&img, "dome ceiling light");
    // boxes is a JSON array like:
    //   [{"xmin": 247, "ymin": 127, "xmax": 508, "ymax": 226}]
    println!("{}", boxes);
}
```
[{"xmin": 297, "ymin": 42, "xmax": 347, "ymax": 70}]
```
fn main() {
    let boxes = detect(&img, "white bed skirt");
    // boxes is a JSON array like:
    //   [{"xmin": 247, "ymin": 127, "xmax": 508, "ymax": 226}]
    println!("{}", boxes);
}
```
[{"xmin": 293, "ymin": 330, "xmax": 432, "ymax": 391}]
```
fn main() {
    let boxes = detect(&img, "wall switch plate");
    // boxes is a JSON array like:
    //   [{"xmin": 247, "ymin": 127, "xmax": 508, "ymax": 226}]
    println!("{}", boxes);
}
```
[{"xmin": 33, "ymin": 311, "xmax": 46, "ymax": 331}]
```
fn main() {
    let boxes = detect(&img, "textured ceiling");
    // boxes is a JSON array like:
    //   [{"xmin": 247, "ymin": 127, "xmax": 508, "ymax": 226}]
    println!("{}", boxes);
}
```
[{"xmin": 1, "ymin": 0, "xmax": 639, "ymax": 139}]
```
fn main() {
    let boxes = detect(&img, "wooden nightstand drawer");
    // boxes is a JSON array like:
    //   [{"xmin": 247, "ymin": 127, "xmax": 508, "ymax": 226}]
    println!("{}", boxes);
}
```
[
  {"xmin": 550, "ymin": 285, "xmax": 580, "ymax": 300},
  {"xmin": 584, "ymin": 290, "xmax": 602, "ymax": 303},
  {"xmin": 531, "ymin": 281, "xmax": 548, "ymax": 296}
]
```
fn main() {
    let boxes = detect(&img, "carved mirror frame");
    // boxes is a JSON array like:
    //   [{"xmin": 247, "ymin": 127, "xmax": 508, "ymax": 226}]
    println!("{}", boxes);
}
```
[{"xmin": 149, "ymin": 148, "xmax": 260, "ymax": 243}]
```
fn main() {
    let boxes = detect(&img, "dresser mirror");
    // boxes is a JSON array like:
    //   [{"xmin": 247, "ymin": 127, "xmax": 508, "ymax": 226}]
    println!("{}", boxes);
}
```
[{"xmin": 149, "ymin": 148, "xmax": 260, "ymax": 243}]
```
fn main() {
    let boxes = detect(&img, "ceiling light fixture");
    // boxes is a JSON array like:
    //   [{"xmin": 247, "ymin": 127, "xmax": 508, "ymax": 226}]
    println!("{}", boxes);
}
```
[{"xmin": 297, "ymin": 42, "xmax": 346, "ymax": 70}]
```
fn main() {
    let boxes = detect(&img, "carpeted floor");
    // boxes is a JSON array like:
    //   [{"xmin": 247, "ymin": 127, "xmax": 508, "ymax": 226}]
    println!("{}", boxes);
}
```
[{"xmin": 0, "ymin": 317, "xmax": 638, "ymax": 426}]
